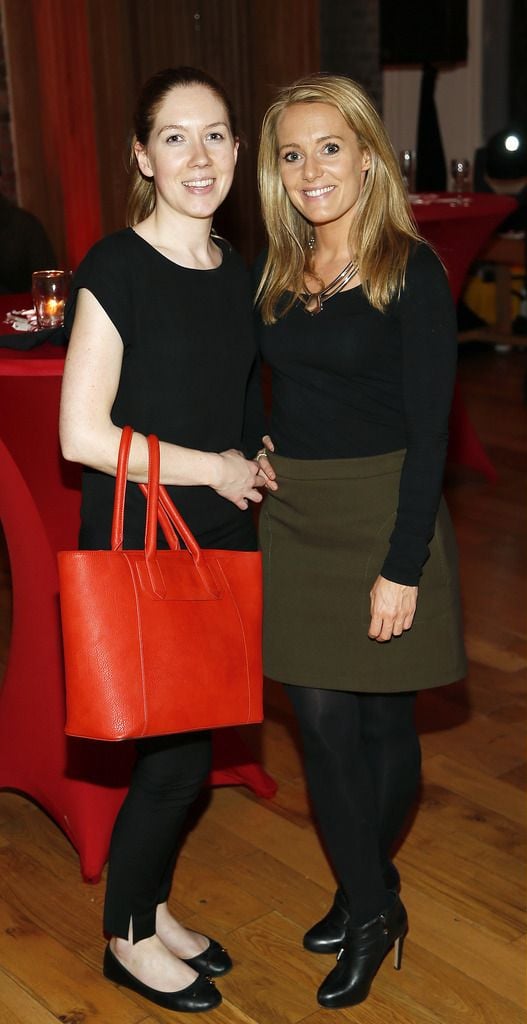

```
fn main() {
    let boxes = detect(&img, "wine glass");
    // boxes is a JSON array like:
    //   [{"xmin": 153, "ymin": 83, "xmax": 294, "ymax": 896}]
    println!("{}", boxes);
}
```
[
  {"xmin": 450, "ymin": 158, "xmax": 471, "ymax": 202},
  {"xmin": 399, "ymin": 149, "xmax": 416, "ymax": 193}
]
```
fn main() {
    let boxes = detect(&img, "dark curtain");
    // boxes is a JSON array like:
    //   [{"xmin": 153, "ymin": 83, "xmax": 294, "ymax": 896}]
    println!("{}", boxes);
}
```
[
  {"xmin": 32, "ymin": 0, "xmax": 103, "ymax": 269},
  {"xmin": 415, "ymin": 64, "xmax": 447, "ymax": 192},
  {"xmin": 510, "ymin": 0, "xmax": 527, "ymax": 129}
]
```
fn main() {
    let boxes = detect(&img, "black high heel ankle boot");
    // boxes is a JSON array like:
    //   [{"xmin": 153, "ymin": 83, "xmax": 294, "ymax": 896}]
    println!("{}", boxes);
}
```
[
  {"xmin": 303, "ymin": 862, "xmax": 401, "ymax": 955},
  {"xmin": 303, "ymin": 887, "xmax": 349, "ymax": 953},
  {"xmin": 317, "ymin": 894, "xmax": 408, "ymax": 1009}
]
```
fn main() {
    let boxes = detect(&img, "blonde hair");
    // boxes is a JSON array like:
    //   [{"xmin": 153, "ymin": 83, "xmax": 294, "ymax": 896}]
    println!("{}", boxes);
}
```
[
  {"xmin": 256, "ymin": 74, "xmax": 421, "ymax": 323},
  {"xmin": 126, "ymin": 66, "xmax": 238, "ymax": 227}
]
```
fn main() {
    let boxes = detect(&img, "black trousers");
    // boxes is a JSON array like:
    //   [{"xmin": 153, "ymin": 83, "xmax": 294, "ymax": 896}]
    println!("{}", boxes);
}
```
[
  {"xmin": 99, "ymin": 512, "xmax": 256, "ymax": 943},
  {"xmin": 103, "ymin": 730, "xmax": 212, "ymax": 942},
  {"xmin": 285, "ymin": 686, "xmax": 421, "ymax": 925}
]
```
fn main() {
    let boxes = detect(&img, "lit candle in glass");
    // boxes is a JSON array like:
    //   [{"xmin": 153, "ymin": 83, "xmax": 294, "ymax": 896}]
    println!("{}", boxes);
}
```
[
  {"xmin": 32, "ymin": 270, "xmax": 71, "ymax": 329},
  {"xmin": 45, "ymin": 297, "xmax": 62, "ymax": 318}
]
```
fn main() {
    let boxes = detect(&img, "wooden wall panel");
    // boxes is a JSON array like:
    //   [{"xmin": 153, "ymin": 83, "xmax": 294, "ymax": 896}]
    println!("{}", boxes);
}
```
[
  {"xmin": 247, "ymin": 0, "xmax": 320, "ymax": 254},
  {"xmin": 86, "ymin": 0, "xmax": 319, "ymax": 258},
  {"xmin": 248, "ymin": 0, "xmax": 321, "ymax": 123},
  {"xmin": 3, "ymin": 0, "xmax": 320, "ymax": 266},
  {"xmin": 191, "ymin": 0, "xmax": 256, "ymax": 254}
]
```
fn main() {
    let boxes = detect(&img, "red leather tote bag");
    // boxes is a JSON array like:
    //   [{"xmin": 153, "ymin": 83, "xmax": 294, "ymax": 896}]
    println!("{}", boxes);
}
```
[{"xmin": 58, "ymin": 427, "xmax": 263, "ymax": 740}]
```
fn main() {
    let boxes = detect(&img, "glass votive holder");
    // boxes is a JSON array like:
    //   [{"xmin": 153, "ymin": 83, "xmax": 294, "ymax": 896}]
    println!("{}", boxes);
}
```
[{"xmin": 32, "ymin": 269, "xmax": 71, "ymax": 328}]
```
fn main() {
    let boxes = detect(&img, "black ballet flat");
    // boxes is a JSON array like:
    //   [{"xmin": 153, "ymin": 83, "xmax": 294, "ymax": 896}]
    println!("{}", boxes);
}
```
[
  {"xmin": 181, "ymin": 937, "xmax": 233, "ymax": 977},
  {"xmin": 103, "ymin": 944, "xmax": 222, "ymax": 1013}
]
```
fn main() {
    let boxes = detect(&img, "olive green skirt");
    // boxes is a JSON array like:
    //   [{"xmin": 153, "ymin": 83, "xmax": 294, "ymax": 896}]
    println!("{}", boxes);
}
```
[{"xmin": 259, "ymin": 451, "xmax": 467, "ymax": 693}]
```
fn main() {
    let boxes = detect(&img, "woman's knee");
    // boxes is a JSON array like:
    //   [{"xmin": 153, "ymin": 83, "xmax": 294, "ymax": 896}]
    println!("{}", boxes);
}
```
[
  {"xmin": 359, "ymin": 692, "xmax": 417, "ymax": 743},
  {"xmin": 286, "ymin": 685, "xmax": 360, "ymax": 757}
]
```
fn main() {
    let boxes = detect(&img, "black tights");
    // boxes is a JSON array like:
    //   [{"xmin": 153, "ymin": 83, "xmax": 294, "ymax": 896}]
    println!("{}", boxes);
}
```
[
  {"xmin": 285, "ymin": 686, "xmax": 421, "ymax": 924},
  {"xmin": 103, "ymin": 730, "xmax": 212, "ymax": 942}
]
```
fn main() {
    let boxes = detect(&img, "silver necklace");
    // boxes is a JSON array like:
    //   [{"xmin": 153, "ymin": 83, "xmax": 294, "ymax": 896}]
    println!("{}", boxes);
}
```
[{"xmin": 299, "ymin": 257, "xmax": 359, "ymax": 314}]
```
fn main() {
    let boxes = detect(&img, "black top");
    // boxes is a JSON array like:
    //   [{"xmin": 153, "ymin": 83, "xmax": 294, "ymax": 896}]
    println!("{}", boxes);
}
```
[
  {"xmin": 257, "ymin": 243, "xmax": 457, "ymax": 585},
  {"xmin": 64, "ymin": 228, "xmax": 260, "ymax": 550}
]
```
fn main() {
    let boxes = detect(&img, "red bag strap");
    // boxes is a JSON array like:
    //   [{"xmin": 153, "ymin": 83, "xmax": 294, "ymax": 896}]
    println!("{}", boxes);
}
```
[
  {"xmin": 144, "ymin": 434, "xmax": 220, "ymax": 598},
  {"xmin": 111, "ymin": 425, "xmax": 133, "ymax": 551},
  {"xmin": 138, "ymin": 482, "xmax": 180, "ymax": 550},
  {"xmin": 111, "ymin": 428, "xmax": 220, "ymax": 598},
  {"xmin": 112, "ymin": 426, "xmax": 181, "ymax": 550}
]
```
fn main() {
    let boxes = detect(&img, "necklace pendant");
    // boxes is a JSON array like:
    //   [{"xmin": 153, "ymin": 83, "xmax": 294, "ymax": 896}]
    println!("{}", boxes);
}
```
[{"xmin": 301, "ymin": 256, "xmax": 359, "ymax": 316}]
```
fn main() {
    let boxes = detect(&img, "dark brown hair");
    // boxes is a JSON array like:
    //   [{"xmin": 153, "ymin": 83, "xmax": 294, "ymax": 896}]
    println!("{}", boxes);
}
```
[{"xmin": 127, "ymin": 66, "xmax": 237, "ymax": 225}]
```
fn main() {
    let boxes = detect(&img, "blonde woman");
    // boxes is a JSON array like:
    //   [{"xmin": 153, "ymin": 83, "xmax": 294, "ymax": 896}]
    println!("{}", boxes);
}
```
[
  {"xmin": 60, "ymin": 67, "xmax": 267, "ymax": 1013},
  {"xmin": 255, "ymin": 74, "xmax": 466, "ymax": 1009}
]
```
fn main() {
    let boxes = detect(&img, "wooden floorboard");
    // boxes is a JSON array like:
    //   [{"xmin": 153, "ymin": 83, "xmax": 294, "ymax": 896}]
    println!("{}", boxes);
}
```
[{"xmin": 0, "ymin": 347, "xmax": 526, "ymax": 1022}]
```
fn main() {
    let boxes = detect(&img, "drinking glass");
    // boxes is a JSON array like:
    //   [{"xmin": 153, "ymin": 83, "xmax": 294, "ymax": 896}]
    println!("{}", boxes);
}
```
[
  {"xmin": 450, "ymin": 158, "xmax": 471, "ymax": 200},
  {"xmin": 399, "ymin": 149, "xmax": 416, "ymax": 192},
  {"xmin": 32, "ymin": 270, "xmax": 71, "ymax": 329}
]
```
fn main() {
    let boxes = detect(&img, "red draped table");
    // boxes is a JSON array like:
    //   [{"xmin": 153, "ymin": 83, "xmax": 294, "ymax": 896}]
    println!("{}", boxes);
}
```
[
  {"xmin": 0, "ymin": 297, "xmax": 276, "ymax": 883},
  {"xmin": 411, "ymin": 192, "xmax": 518, "ymax": 482}
]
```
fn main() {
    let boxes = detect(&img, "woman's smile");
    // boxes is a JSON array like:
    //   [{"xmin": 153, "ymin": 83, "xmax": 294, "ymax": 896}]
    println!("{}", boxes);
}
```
[
  {"xmin": 302, "ymin": 184, "xmax": 337, "ymax": 199},
  {"xmin": 181, "ymin": 177, "xmax": 215, "ymax": 193}
]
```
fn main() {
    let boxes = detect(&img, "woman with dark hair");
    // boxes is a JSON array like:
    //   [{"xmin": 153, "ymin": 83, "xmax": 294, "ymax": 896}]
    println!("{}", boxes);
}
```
[
  {"xmin": 255, "ymin": 74, "xmax": 466, "ymax": 1009},
  {"xmin": 60, "ymin": 67, "xmax": 267, "ymax": 1013}
]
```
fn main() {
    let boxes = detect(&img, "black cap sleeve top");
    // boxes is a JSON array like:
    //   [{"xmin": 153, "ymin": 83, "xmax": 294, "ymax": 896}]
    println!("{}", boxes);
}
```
[
  {"xmin": 257, "ymin": 242, "xmax": 458, "ymax": 585},
  {"xmin": 64, "ymin": 228, "xmax": 262, "ymax": 549}
]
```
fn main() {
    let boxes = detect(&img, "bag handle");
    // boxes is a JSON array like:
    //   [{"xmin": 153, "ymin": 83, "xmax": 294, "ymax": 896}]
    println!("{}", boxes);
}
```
[
  {"xmin": 112, "ymin": 427, "xmax": 181, "ymax": 550},
  {"xmin": 111, "ymin": 425, "xmax": 133, "ymax": 551},
  {"xmin": 138, "ymin": 482, "xmax": 180, "ymax": 550},
  {"xmin": 111, "ymin": 427, "xmax": 220, "ymax": 598}
]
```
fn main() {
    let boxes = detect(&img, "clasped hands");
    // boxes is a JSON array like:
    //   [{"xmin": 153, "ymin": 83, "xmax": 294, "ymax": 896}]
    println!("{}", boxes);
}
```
[
  {"xmin": 213, "ymin": 435, "xmax": 277, "ymax": 510},
  {"xmin": 254, "ymin": 433, "xmax": 277, "ymax": 491}
]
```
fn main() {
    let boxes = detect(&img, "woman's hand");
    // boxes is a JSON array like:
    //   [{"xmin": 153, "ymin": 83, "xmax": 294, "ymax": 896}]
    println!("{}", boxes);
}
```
[
  {"xmin": 254, "ymin": 434, "xmax": 278, "ymax": 491},
  {"xmin": 213, "ymin": 449, "xmax": 265, "ymax": 509},
  {"xmin": 368, "ymin": 575, "xmax": 418, "ymax": 642}
]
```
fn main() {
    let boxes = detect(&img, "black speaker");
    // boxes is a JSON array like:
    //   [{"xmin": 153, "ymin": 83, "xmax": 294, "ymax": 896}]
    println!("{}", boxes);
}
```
[{"xmin": 380, "ymin": 0, "xmax": 468, "ymax": 65}]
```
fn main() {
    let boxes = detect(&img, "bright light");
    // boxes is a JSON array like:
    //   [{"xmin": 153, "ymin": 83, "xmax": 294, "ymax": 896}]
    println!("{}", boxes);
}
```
[{"xmin": 505, "ymin": 134, "xmax": 520, "ymax": 152}]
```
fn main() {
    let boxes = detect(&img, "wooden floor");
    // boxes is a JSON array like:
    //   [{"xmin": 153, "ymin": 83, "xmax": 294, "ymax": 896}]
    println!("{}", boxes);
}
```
[{"xmin": 0, "ymin": 348, "xmax": 526, "ymax": 1023}]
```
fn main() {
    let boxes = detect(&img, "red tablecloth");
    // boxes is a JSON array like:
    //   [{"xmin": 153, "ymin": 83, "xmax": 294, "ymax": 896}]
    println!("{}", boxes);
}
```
[
  {"xmin": 410, "ymin": 192, "xmax": 518, "ymax": 302},
  {"xmin": 411, "ymin": 193, "xmax": 518, "ymax": 482},
  {"xmin": 0, "ymin": 297, "xmax": 276, "ymax": 882}
]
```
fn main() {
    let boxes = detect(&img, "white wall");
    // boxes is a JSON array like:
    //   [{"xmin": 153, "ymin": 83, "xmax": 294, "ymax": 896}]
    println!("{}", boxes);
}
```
[{"xmin": 382, "ymin": 0, "xmax": 483, "ymax": 186}]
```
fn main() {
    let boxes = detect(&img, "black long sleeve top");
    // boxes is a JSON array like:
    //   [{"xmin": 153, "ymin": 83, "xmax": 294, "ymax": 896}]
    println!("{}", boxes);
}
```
[{"xmin": 256, "ymin": 242, "xmax": 458, "ymax": 586}]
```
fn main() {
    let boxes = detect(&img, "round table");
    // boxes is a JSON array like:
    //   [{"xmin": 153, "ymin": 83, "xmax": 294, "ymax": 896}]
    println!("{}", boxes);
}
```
[
  {"xmin": 0, "ymin": 297, "xmax": 276, "ymax": 882},
  {"xmin": 411, "ymin": 192, "xmax": 518, "ymax": 482},
  {"xmin": 410, "ymin": 192, "xmax": 518, "ymax": 301}
]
